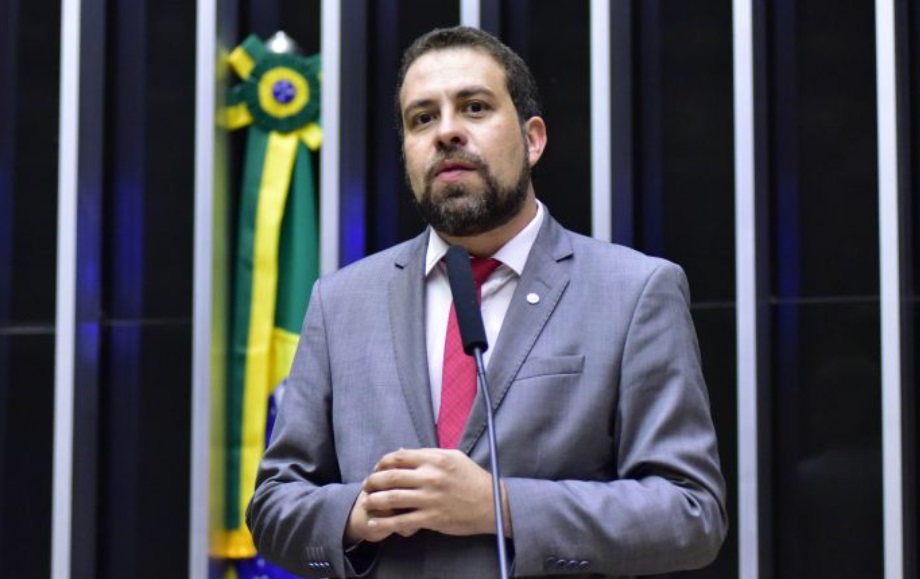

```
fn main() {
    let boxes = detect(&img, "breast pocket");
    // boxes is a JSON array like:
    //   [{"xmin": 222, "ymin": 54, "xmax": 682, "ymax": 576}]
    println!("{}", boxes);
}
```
[
  {"xmin": 514, "ymin": 354, "xmax": 585, "ymax": 381},
  {"xmin": 501, "ymin": 354, "xmax": 608, "ymax": 478}
]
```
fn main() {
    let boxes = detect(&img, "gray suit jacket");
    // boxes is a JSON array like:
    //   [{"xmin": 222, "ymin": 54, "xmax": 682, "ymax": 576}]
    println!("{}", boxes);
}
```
[{"xmin": 247, "ymin": 213, "xmax": 727, "ymax": 578}]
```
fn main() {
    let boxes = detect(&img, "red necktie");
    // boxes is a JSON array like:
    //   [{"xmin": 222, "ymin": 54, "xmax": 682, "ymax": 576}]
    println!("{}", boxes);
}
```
[{"xmin": 437, "ymin": 257, "xmax": 501, "ymax": 449}]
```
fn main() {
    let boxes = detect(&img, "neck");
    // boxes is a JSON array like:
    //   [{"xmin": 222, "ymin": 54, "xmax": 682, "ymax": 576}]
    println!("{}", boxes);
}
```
[{"xmin": 438, "ymin": 191, "xmax": 538, "ymax": 257}]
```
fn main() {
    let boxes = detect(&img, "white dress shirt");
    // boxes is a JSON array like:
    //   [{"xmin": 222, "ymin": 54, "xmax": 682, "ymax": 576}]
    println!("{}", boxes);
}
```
[{"xmin": 424, "ymin": 201, "xmax": 545, "ymax": 419}]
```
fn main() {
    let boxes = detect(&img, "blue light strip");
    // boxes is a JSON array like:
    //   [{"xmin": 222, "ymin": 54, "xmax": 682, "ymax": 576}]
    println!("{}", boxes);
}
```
[
  {"xmin": 338, "ymin": 0, "xmax": 369, "ymax": 266},
  {"xmin": 341, "ymin": 181, "xmax": 366, "ymax": 265},
  {"xmin": 108, "ymin": 0, "xmax": 146, "ymax": 555}
]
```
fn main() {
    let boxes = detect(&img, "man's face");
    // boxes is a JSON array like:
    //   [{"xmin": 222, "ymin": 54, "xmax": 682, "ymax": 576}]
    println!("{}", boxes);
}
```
[{"xmin": 399, "ymin": 47, "xmax": 537, "ymax": 237}]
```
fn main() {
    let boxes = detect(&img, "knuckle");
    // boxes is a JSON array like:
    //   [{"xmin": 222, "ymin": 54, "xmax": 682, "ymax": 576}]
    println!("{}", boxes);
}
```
[
  {"xmin": 379, "ymin": 490, "xmax": 400, "ymax": 509},
  {"xmin": 417, "ymin": 469, "xmax": 441, "ymax": 489},
  {"xmin": 367, "ymin": 491, "xmax": 393, "ymax": 511},
  {"xmin": 363, "ymin": 474, "xmax": 381, "ymax": 492},
  {"xmin": 370, "ymin": 471, "xmax": 395, "ymax": 490}
]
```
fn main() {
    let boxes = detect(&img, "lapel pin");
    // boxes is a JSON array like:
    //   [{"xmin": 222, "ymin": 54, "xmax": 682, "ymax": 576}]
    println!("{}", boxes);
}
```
[{"xmin": 526, "ymin": 292, "xmax": 540, "ymax": 304}]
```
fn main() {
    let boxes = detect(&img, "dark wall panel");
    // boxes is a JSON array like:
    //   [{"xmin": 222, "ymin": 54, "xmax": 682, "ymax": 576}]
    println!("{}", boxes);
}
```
[
  {"xmin": 93, "ymin": 0, "xmax": 196, "ymax": 576},
  {"xmin": 632, "ymin": 2, "xmax": 736, "ymax": 576},
  {"xmin": 770, "ymin": 0, "xmax": 879, "ymax": 301},
  {"xmin": 101, "ymin": 0, "xmax": 199, "ymax": 321},
  {"xmin": 0, "ymin": 334, "xmax": 55, "ymax": 578},
  {"xmin": 641, "ymin": 0, "xmax": 735, "ymax": 304},
  {"xmin": 139, "ymin": 0, "xmax": 197, "ymax": 319},
  {"xmin": 501, "ymin": 0, "xmax": 592, "ymax": 236},
  {"xmin": 0, "ymin": 0, "xmax": 60, "ymax": 576},
  {"xmin": 771, "ymin": 303, "xmax": 882, "ymax": 577},
  {"xmin": 794, "ymin": 0, "xmax": 879, "ymax": 298},
  {"xmin": 240, "ymin": 0, "xmax": 321, "ymax": 53},
  {"xmin": 904, "ymin": 0, "xmax": 919, "ymax": 573},
  {"xmin": 100, "ymin": 323, "xmax": 191, "ymax": 579},
  {"xmin": 0, "ymin": 0, "xmax": 60, "ymax": 326},
  {"xmin": 767, "ymin": 2, "xmax": 882, "ymax": 576}
]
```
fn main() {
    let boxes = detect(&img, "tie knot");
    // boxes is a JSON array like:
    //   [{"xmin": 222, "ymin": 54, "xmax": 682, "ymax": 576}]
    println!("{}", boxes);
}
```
[{"xmin": 470, "ymin": 257, "xmax": 501, "ymax": 287}]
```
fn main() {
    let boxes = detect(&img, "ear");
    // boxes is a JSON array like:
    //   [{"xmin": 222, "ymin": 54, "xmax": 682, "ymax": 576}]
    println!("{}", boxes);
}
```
[{"xmin": 523, "ymin": 116, "xmax": 547, "ymax": 167}]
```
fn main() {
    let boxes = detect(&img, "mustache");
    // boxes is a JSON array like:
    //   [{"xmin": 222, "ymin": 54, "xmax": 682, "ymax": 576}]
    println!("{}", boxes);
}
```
[{"xmin": 424, "ymin": 148, "xmax": 487, "ymax": 183}]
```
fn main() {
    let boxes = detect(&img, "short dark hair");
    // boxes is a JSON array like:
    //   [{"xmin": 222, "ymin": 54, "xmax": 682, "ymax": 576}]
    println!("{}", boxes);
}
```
[{"xmin": 394, "ymin": 26, "xmax": 542, "ymax": 137}]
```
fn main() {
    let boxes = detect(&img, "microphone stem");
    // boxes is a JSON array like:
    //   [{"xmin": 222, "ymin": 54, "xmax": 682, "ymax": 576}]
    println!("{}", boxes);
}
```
[{"xmin": 473, "ymin": 347, "xmax": 510, "ymax": 579}]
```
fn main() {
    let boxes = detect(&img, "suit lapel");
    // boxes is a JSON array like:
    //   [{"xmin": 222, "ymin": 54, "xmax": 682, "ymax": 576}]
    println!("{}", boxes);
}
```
[
  {"xmin": 460, "ymin": 215, "xmax": 574, "ymax": 453},
  {"xmin": 388, "ymin": 232, "xmax": 439, "ymax": 448}
]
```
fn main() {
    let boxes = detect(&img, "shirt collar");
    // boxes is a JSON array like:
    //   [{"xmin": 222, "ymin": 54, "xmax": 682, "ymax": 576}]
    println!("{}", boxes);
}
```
[{"xmin": 424, "ymin": 200, "xmax": 545, "ymax": 276}]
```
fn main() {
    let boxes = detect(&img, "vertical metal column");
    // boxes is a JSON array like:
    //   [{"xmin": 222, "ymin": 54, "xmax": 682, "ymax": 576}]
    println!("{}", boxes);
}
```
[
  {"xmin": 460, "ymin": 0, "xmax": 479, "ymax": 27},
  {"xmin": 733, "ymin": 1, "xmax": 759, "ymax": 578},
  {"xmin": 320, "ymin": 0, "xmax": 341, "ymax": 274},
  {"xmin": 590, "ymin": 0, "xmax": 611, "ymax": 242},
  {"xmin": 876, "ymin": 0, "xmax": 904, "ymax": 577},
  {"xmin": 52, "ymin": 0, "xmax": 81, "ymax": 576},
  {"xmin": 190, "ymin": 0, "xmax": 217, "ymax": 576}
]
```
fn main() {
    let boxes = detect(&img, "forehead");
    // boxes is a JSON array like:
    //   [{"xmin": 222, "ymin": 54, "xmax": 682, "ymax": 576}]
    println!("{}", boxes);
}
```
[{"xmin": 399, "ymin": 47, "xmax": 508, "ymax": 108}]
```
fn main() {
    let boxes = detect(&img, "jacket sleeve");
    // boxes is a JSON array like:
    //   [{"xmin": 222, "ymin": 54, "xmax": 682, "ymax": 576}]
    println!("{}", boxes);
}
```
[
  {"xmin": 504, "ymin": 262, "xmax": 728, "ymax": 576},
  {"xmin": 246, "ymin": 280, "xmax": 377, "ymax": 578}
]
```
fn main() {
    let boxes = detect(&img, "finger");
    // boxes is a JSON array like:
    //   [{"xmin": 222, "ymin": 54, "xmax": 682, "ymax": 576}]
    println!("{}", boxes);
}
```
[
  {"xmin": 361, "ymin": 521, "xmax": 395, "ymax": 543},
  {"xmin": 366, "ymin": 508, "xmax": 403, "ymax": 519},
  {"xmin": 374, "ymin": 447, "xmax": 443, "ymax": 471},
  {"xmin": 365, "ymin": 488, "xmax": 428, "ymax": 513},
  {"xmin": 361, "ymin": 491, "xmax": 401, "ymax": 519},
  {"xmin": 347, "ymin": 492, "xmax": 394, "ymax": 544},
  {"xmin": 364, "ymin": 467, "xmax": 428, "ymax": 493},
  {"xmin": 374, "ymin": 450, "xmax": 418, "ymax": 472},
  {"xmin": 368, "ymin": 508, "xmax": 427, "ymax": 538},
  {"xmin": 395, "ymin": 526, "xmax": 421, "ymax": 538}
]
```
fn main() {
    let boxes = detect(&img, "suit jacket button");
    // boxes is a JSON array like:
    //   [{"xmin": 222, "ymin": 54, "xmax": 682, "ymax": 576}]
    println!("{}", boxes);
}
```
[
  {"xmin": 578, "ymin": 560, "xmax": 590, "ymax": 570},
  {"xmin": 544, "ymin": 556, "xmax": 558, "ymax": 569},
  {"xmin": 554, "ymin": 559, "xmax": 568, "ymax": 569}
]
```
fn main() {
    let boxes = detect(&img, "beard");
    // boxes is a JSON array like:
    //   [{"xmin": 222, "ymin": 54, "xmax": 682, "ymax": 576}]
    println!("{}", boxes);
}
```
[{"xmin": 411, "ymin": 144, "xmax": 531, "ymax": 237}]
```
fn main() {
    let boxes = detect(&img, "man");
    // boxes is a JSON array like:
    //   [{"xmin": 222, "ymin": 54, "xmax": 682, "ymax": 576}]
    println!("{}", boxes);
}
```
[{"xmin": 248, "ymin": 26, "xmax": 727, "ymax": 578}]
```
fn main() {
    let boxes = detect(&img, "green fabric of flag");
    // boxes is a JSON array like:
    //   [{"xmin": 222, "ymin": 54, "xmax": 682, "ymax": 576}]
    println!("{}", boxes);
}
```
[{"xmin": 216, "ymin": 34, "xmax": 321, "ymax": 559}]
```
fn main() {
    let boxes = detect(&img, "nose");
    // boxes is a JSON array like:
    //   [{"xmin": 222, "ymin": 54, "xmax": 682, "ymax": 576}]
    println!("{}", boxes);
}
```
[{"xmin": 435, "ymin": 111, "xmax": 467, "ymax": 148}]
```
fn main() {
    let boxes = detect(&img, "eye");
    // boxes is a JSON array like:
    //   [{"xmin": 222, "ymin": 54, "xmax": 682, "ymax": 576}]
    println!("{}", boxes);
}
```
[
  {"xmin": 465, "ymin": 101, "xmax": 487, "ymax": 115},
  {"xmin": 410, "ymin": 111, "xmax": 435, "ymax": 128}
]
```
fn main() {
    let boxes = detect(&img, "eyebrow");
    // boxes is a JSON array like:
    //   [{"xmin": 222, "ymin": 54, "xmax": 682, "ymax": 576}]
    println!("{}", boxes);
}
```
[{"xmin": 402, "ymin": 85, "xmax": 499, "ymax": 117}]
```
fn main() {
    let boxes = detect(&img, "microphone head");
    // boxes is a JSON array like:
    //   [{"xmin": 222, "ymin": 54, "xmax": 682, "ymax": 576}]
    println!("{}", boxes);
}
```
[{"xmin": 444, "ymin": 245, "xmax": 489, "ymax": 354}]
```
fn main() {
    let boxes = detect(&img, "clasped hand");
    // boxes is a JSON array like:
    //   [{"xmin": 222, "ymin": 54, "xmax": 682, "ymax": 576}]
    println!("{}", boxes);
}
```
[{"xmin": 345, "ymin": 448, "xmax": 510, "ymax": 544}]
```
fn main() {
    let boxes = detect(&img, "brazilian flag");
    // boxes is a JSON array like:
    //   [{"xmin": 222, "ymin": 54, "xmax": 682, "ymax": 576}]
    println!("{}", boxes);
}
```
[{"xmin": 214, "ymin": 34, "xmax": 321, "ymax": 579}]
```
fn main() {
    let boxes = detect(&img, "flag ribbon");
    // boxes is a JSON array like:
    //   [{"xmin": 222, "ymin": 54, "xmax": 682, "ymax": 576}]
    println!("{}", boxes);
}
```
[{"xmin": 214, "ymin": 34, "xmax": 321, "ymax": 563}]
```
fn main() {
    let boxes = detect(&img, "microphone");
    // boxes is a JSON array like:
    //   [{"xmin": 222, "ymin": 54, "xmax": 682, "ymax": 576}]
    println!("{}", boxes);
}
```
[
  {"xmin": 443, "ymin": 245, "xmax": 510, "ymax": 579},
  {"xmin": 443, "ymin": 245, "xmax": 488, "ymax": 353}
]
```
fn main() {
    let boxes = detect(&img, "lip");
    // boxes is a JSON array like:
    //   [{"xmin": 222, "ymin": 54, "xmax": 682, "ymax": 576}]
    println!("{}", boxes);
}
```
[
  {"xmin": 435, "ymin": 160, "xmax": 475, "ymax": 175},
  {"xmin": 432, "ymin": 160, "xmax": 477, "ymax": 182}
]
